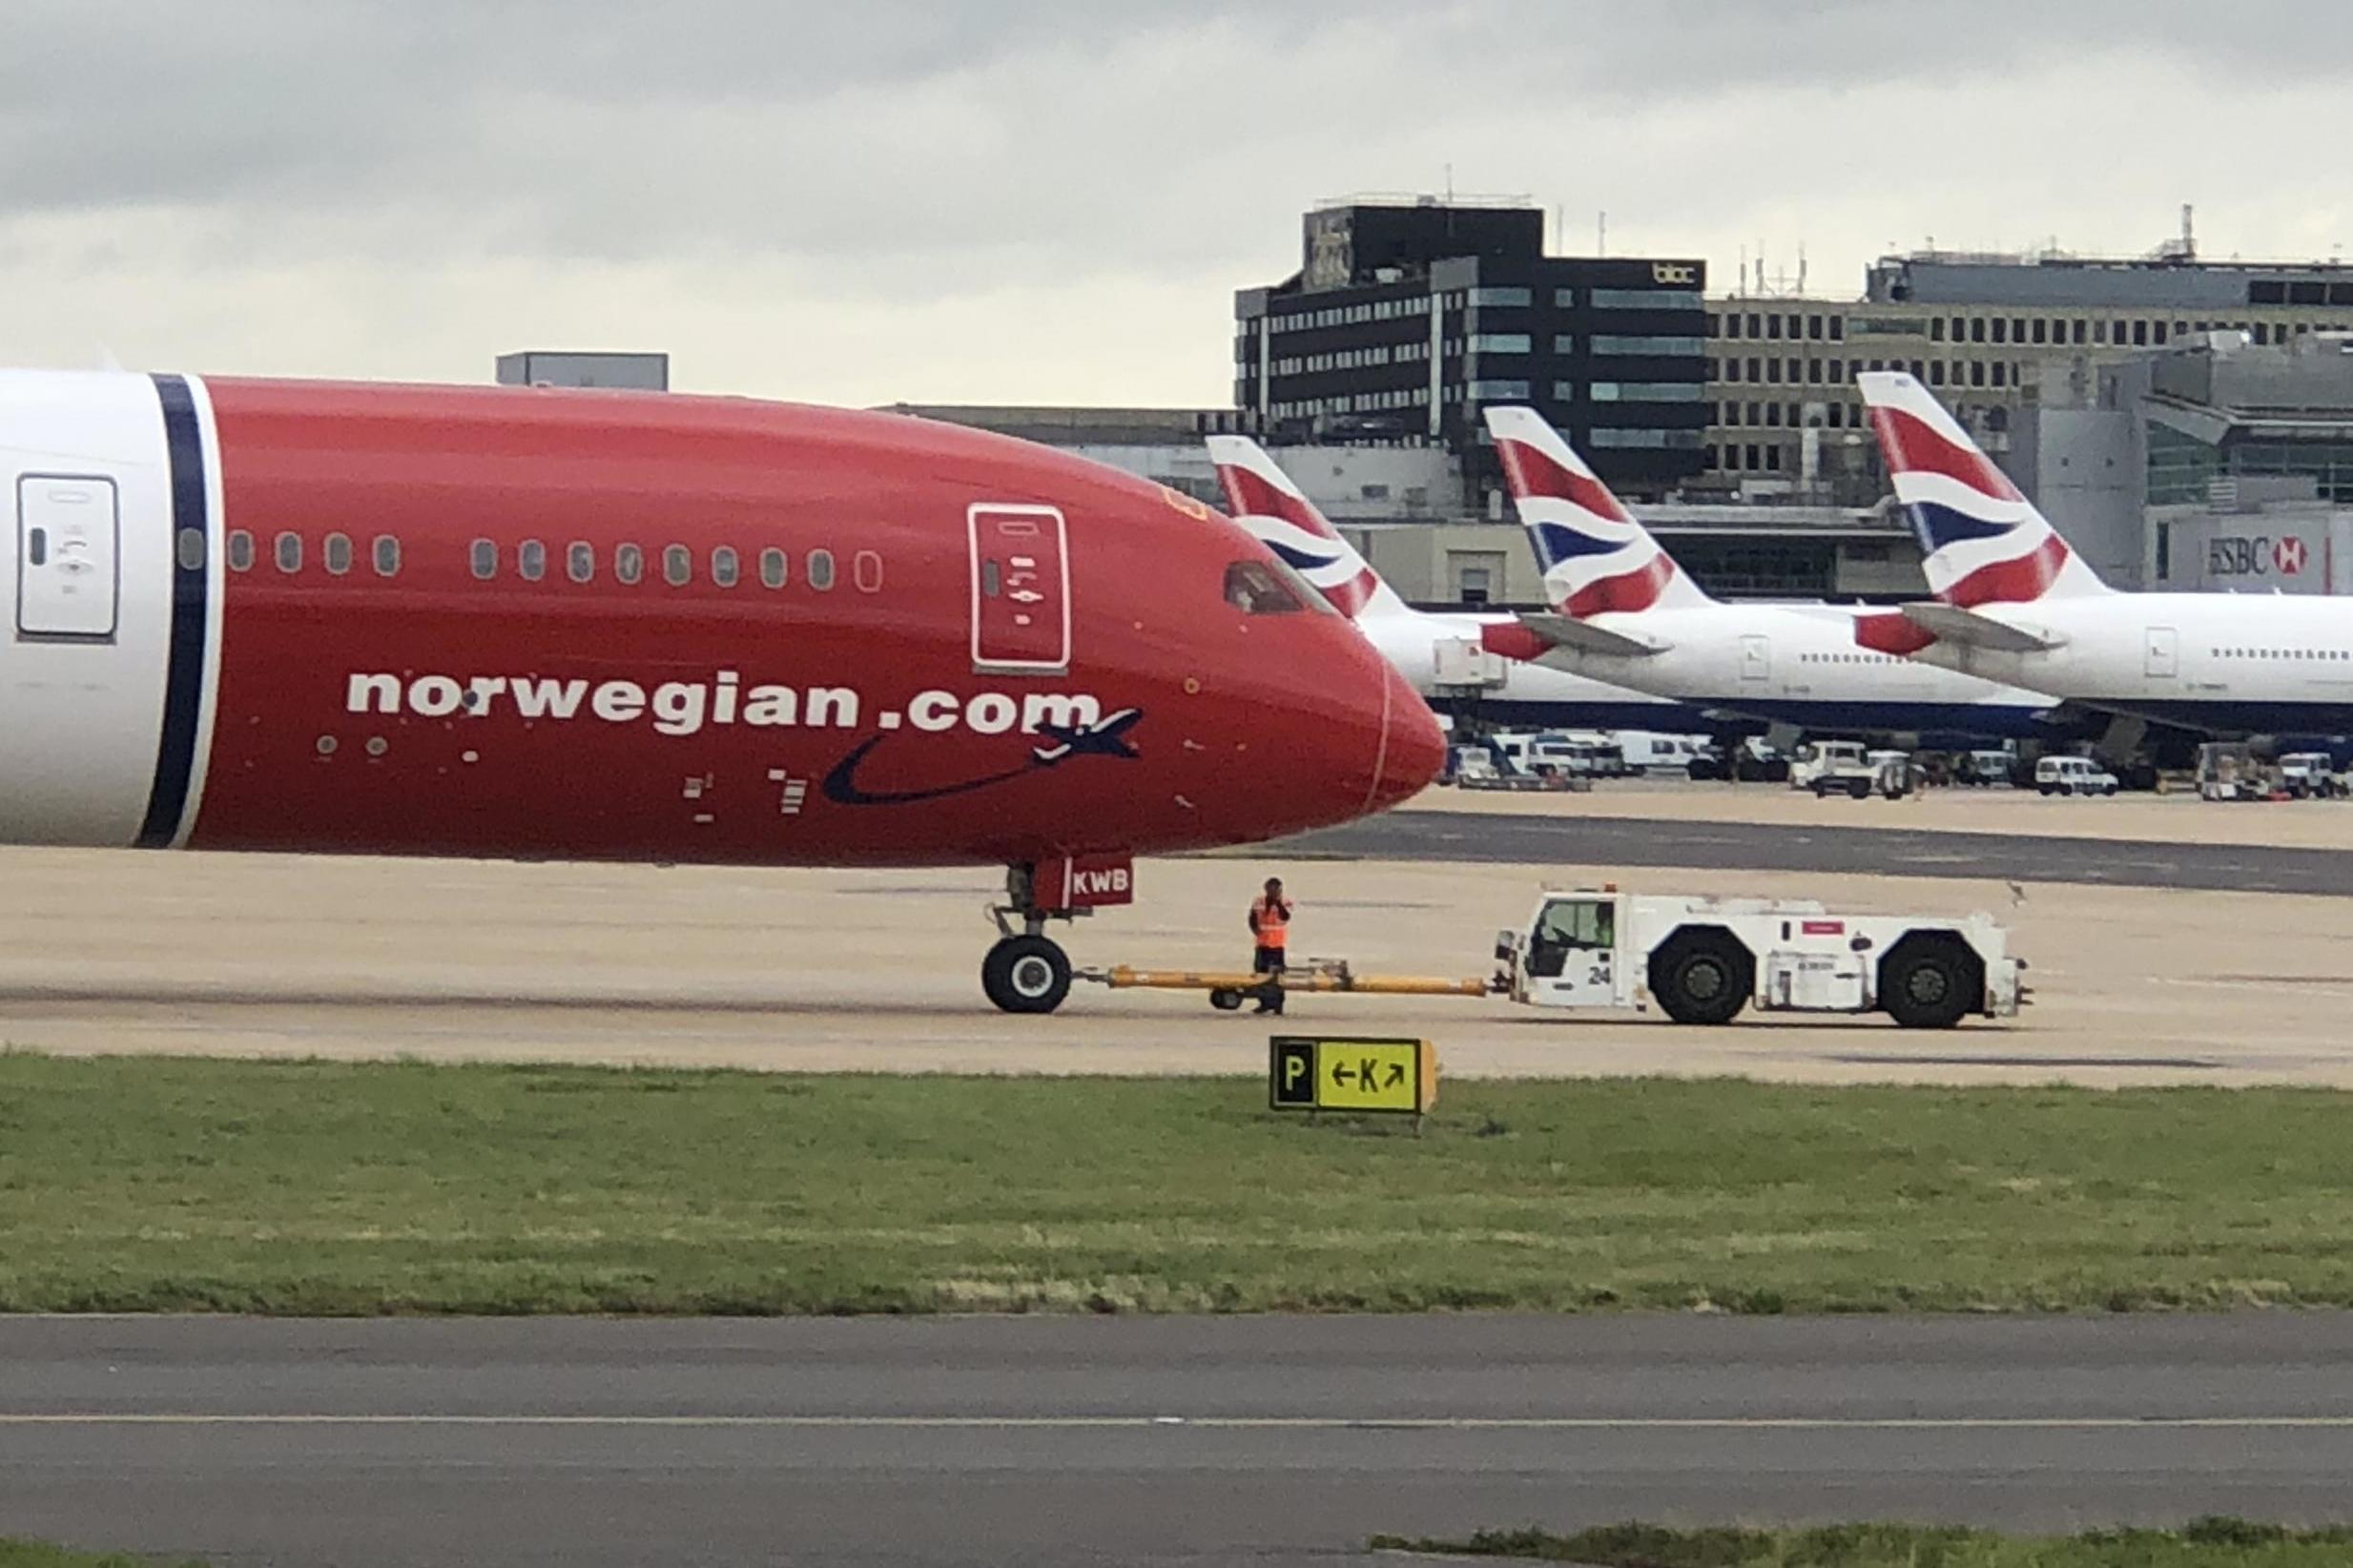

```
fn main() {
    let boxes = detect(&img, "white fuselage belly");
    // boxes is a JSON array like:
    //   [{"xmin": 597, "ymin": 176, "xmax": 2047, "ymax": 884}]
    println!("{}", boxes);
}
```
[
  {"xmin": 1357, "ymin": 607, "xmax": 1694, "ymax": 723},
  {"xmin": 1527, "ymin": 603, "xmax": 2055, "ymax": 738},
  {"xmin": 1911, "ymin": 595, "xmax": 2353, "ymax": 733}
]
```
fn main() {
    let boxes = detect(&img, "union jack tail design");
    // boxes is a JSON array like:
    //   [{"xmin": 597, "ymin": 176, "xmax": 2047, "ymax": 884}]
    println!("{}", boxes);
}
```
[
  {"xmin": 1858, "ymin": 371, "xmax": 2112, "ymax": 606},
  {"xmin": 1206, "ymin": 436, "xmax": 1402, "ymax": 620},
  {"xmin": 1481, "ymin": 406, "xmax": 1713, "ymax": 619}
]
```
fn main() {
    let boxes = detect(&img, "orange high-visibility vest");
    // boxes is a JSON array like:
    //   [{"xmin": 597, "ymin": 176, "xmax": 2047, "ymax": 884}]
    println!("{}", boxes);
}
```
[{"xmin": 1250, "ymin": 896, "xmax": 1290, "ymax": 950}]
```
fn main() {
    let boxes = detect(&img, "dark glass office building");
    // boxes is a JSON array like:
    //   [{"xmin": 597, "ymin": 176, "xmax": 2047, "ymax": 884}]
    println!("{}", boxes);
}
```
[{"xmin": 1234, "ymin": 200, "xmax": 1709, "ymax": 500}]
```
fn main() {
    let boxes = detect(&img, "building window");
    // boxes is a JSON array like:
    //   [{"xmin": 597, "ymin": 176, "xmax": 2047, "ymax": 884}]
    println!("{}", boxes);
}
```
[
  {"xmin": 1930, "ymin": 361, "xmax": 1947, "ymax": 386},
  {"xmin": 1552, "ymin": 334, "xmax": 1578, "ymax": 354},
  {"xmin": 1765, "ymin": 402, "xmax": 1783, "ymax": 427},
  {"xmin": 1991, "ymin": 319, "xmax": 2008, "ymax": 344},
  {"xmin": 1971, "ymin": 319, "xmax": 1987, "ymax": 343},
  {"xmin": 470, "ymin": 540, "xmax": 496, "ymax": 579},
  {"xmin": 519, "ymin": 540, "xmax": 546, "ymax": 582},
  {"xmin": 809, "ymin": 549, "xmax": 836, "ymax": 590},
  {"xmin": 228, "ymin": 530, "xmax": 254, "ymax": 572},
  {"xmin": 1766, "ymin": 315, "xmax": 1784, "ymax": 340},
  {"xmin": 616, "ymin": 544, "xmax": 644, "ymax": 585},
  {"xmin": 2031, "ymin": 319, "xmax": 2047, "ymax": 345},
  {"xmin": 2134, "ymin": 320, "xmax": 2150, "ymax": 345},
  {"xmin": 1807, "ymin": 315, "xmax": 1825, "ymax": 340},
  {"xmin": 1806, "ymin": 358, "xmax": 1823, "ymax": 383},
  {"xmin": 1467, "ymin": 380, "xmax": 1531, "ymax": 400},
  {"xmin": 2073, "ymin": 320, "xmax": 2088, "ymax": 345},
  {"xmin": 663, "ymin": 544, "xmax": 691, "ymax": 586},
  {"xmin": 1724, "ymin": 402, "xmax": 1742, "ymax": 426},
  {"xmin": 1764, "ymin": 444, "xmax": 1783, "ymax": 472},
  {"xmin": 1827, "ymin": 359, "xmax": 1844, "ymax": 382},
  {"xmin": 1468, "ymin": 286, "xmax": 1532, "ymax": 307},
  {"xmin": 1745, "ymin": 444, "xmax": 1762, "ymax": 469},
  {"xmin": 1588, "ymin": 428, "xmax": 1704, "ymax": 449},
  {"xmin": 760, "ymin": 547, "xmax": 788, "ymax": 588},
  {"xmin": 1725, "ymin": 314, "xmax": 1745, "ymax": 340},
  {"xmin": 1827, "ymin": 318, "xmax": 1845, "ymax": 342},
  {"xmin": 1589, "ymin": 288, "xmax": 1702, "ymax": 310},
  {"xmin": 1971, "ymin": 361, "xmax": 1988, "ymax": 387},
  {"xmin": 1590, "ymin": 382, "xmax": 1705, "ymax": 402},
  {"xmin": 373, "ymin": 535, "xmax": 399, "ymax": 577},
  {"xmin": 1468, "ymin": 333, "xmax": 1532, "ymax": 354},
  {"xmin": 568, "ymin": 542, "xmax": 594, "ymax": 583},
  {"xmin": 275, "ymin": 532, "xmax": 302, "ymax": 573},
  {"xmin": 323, "ymin": 532, "xmax": 352, "ymax": 575}
]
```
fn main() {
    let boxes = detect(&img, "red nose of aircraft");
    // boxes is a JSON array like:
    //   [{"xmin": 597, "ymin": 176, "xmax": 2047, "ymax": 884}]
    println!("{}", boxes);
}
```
[{"xmin": 1371, "ymin": 661, "xmax": 1446, "ymax": 814}]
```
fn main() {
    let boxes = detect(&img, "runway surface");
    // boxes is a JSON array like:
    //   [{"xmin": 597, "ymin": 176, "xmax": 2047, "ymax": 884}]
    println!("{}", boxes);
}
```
[
  {"xmin": 9, "ymin": 1314, "xmax": 2353, "ymax": 1565},
  {"xmin": 1295, "ymin": 808, "xmax": 2353, "ymax": 897}
]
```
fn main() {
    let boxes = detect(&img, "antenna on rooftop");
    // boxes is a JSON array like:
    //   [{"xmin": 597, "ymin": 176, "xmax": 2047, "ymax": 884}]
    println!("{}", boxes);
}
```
[{"xmin": 1597, "ymin": 210, "xmax": 1606, "ymax": 257}]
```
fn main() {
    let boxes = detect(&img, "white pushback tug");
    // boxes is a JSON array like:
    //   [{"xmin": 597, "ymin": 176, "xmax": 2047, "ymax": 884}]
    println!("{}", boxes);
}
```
[{"xmin": 1495, "ymin": 887, "xmax": 2024, "ymax": 1029}]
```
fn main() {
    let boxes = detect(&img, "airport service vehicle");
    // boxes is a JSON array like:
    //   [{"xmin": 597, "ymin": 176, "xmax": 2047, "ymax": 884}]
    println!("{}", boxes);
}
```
[
  {"xmin": 1494, "ymin": 889, "xmax": 2024, "ymax": 1029},
  {"xmin": 2279, "ymin": 753, "xmax": 2347, "ymax": 798},
  {"xmin": 1957, "ymin": 749, "xmax": 2019, "ymax": 788},
  {"xmin": 2197, "ymin": 742, "xmax": 2270, "ymax": 801},
  {"xmin": 1616, "ymin": 731, "xmax": 1710, "ymax": 773},
  {"xmin": 0, "ymin": 369, "xmax": 1442, "ymax": 1017},
  {"xmin": 2034, "ymin": 755, "xmax": 2120, "ymax": 796},
  {"xmin": 1859, "ymin": 369, "xmax": 2353, "ymax": 739},
  {"xmin": 1479, "ymin": 406, "xmax": 2065, "ymax": 748},
  {"xmin": 1789, "ymin": 739, "xmax": 1874, "ymax": 794},
  {"xmin": 1207, "ymin": 436, "xmax": 1710, "ymax": 732}
]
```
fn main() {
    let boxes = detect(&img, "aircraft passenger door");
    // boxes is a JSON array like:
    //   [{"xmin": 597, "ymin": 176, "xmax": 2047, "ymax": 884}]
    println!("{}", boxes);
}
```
[
  {"xmin": 2144, "ymin": 626, "xmax": 2179, "ymax": 679},
  {"xmin": 1739, "ymin": 633, "xmax": 1771, "ymax": 685},
  {"xmin": 968, "ymin": 504, "xmax": 1070, "ymax": 674},
  {"xmin": 17, "ymin": 475, "xmax": 120, "ymax": 641}
]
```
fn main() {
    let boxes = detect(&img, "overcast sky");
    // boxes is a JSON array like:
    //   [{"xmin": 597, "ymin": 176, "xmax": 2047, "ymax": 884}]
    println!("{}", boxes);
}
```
[{"xmin": 4, "ymin": 1, "xmax": 2347, "ymax": 406}]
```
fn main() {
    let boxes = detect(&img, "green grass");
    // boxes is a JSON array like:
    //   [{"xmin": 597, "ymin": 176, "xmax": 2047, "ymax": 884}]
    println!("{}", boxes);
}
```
[
  {"xmin": 0, "ymin": 1541, "xmax": 205, "ymax": 1568},
  {"xmin": 1368, "ymin": 1519, "xmax": 2353, "ymax": 1565},
  {"xmin": 6, "ymin": 1055, "xmax": 2353, "ymax": 1313}
]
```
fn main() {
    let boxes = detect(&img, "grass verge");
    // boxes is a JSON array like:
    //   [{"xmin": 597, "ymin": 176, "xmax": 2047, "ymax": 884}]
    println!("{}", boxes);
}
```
[
  {"xmin": 5, "ymin": 1056, "xmax": 2353, "ymax": 1313},
  {"xmin": 1368, "ymin": 1519, "xmax": 2353, "ymax": 1565},
  {"xmin": 0, "ymin": 1541, "xmax": 205, "ymax": 1568}
]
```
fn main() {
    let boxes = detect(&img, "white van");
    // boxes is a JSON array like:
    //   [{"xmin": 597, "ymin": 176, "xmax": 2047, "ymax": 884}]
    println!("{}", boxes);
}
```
[{"xmin": 2034, "ymin": 755, "xmax": 2119, "ymax": 797}]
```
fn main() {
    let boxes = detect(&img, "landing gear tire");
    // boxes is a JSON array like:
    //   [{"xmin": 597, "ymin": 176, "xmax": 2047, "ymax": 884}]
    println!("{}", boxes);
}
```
[
  {"xmin": 982, "ymin": 935, "xmax": 1072, "ymax": 1015},
  {"xmin": 1208, "ymin": 988, "xmax": 1245, "ymax": 1012}
]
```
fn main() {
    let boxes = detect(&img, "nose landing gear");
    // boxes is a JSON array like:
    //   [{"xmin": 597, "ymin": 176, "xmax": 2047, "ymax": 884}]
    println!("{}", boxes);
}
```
[{"xmin": 980, "ymin": 856, "xmax": 1132, "ymax": 1014}]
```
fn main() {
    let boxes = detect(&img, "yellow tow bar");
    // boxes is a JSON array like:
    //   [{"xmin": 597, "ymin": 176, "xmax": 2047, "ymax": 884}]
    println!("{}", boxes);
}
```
[{"xmin": 1077, "ymin": 959, "xmax": 1491, "ymax": 1009}]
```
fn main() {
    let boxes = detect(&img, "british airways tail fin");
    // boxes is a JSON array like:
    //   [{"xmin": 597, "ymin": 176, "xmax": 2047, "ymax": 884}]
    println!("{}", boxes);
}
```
[
  {"xmin": 1205, "ymin": 436, "xmax": 1407, "ymax": 620},
  {"xmin": 1858, "ymin": 372, "xmax": 2112, "ymax": 605},
  {"xmin": 1480, "ymin": 405, "xmax": 1715, "ymax": 619}
]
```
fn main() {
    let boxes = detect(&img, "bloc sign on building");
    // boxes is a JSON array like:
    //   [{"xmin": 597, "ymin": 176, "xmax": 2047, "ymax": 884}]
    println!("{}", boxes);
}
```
[{"xmin": 1269, "ymin": 1037, "xmax": 1437, "ymax": 1114}]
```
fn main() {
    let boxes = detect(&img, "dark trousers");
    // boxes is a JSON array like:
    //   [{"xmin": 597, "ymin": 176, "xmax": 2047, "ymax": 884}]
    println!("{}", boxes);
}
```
[{"xmin": 1251, "ymin": 947, "xmax": 1286, "ymax": 1013}]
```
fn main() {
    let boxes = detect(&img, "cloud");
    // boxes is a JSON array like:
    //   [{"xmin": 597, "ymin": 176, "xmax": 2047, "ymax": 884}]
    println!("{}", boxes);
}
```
[{"xmin": 0, "ymin": 2, "xmax": 2347, "ymax": 402}]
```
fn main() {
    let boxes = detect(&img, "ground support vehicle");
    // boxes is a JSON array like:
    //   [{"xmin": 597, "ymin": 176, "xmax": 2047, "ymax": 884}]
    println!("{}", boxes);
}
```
[
  {"xmin": 1792, "ymin": 740, "xmax": 1880, "ymax": 798},
  {"xmin": 2279, "ymin": 753, "xmax": 2347, "ymax": 800},
  {"xmin": 2036, "ymin": 755, "xmax": 2120, "ymax": 796},
  {"xmin": 1076, "ymin": 959, "xmax": 1487, "ymax": 1013},
  {"xmin": 1495, "ymin": 889, "xmax": 2024, "ymax": 1029}
]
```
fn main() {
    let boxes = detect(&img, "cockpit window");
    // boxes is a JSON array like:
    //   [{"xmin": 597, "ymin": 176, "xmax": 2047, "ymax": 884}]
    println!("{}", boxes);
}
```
[{"xmin": 1224, "ymin": 560, "xmax": 1308, "ymax": 615}]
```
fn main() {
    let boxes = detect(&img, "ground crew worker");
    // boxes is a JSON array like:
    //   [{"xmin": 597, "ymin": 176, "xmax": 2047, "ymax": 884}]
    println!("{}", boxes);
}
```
[{"xmin": 1248, "ymin": 877, "xmax": 1292, "ymax": 1015}]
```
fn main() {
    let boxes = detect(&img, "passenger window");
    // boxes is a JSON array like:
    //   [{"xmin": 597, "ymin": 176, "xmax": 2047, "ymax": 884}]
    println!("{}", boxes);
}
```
[
  {"xmin": 519, "ymin": 540, "xmax": 547, "ymax": 582},
  {"xmin": 567, "ymin": 542, "xmax": 594, "ymax": 584},
  {"xmin": 470, "ymin": 539, "xmax": 497, "ymax": 580},
  {"xmin": 227, "ymin": 529, "xmax": 254, "ymax": 572},
  {"xmin": 616, "ymin": 544, "xmax": 644, "ymax": 585},
  {"xmin": 275, "ymin": 531, "xmax": 302, "ymax": 573},
  {"xmin": 323, "ymin": 532, "xmax": 353, "ymax": 575},
  {"xmin": 808, "ymin": 549, "xmax": 836, "ymax": 590},
  {"xmin": 712, "ymin": 546, "xmax": 739, "ymax": 588},
  {"xmin": 664, "ymin": 544, "xmax": 691, "ymax": 586},
  {"xmin": 854, "ymin": 549, "xmax": 883, "ymax": 593},
  {"xmin": 1223, "ymin": 560, "xmax": 1305, "ymax": 614},
  {"xmin": 177, "ymin": 527, "xmax": 205, "ymax": 571},
  {"xmin": 759, "ymin": 547, "xmax": 788, "ymax": 588},
  {"xmin": 373, "ymin": 535, "xmax": 400, "ymax": 577}
]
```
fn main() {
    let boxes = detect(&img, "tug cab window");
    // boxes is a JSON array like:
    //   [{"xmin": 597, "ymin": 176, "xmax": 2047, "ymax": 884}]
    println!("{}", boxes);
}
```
[
  {"xmin": 1224, "ymin": 560, "xmax": 1307, "ymax": 614},
  {"xmin": 1526, "ymin": 897, "xmax": 1614, "ymax": 980}
]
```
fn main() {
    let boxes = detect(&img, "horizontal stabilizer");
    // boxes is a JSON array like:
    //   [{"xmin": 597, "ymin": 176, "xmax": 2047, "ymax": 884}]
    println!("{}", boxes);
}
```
[
  {"xmin": 1900, "ymin": 601, "xmax": 2060, "ymax": 652},
  {"xmin": 1486, "ymin": 612, "xmax": 1668, "ymax": 661}
]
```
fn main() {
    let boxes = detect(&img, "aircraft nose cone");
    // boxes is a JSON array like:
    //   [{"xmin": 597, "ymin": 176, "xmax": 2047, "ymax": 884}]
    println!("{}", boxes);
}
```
[{"xmin": 1369, "ymin": 663, "xmax": 1444, "ymax": 813}]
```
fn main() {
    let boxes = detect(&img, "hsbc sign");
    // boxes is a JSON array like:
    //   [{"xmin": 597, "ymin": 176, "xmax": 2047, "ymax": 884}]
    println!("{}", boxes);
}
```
[
  {"xmin": 1652, "ymin": 263, "xmax": 1699, "ymax": 285},
  {"xmin": 2207, "ymin": 534, "xmax": 2309, "ymax": 578}
]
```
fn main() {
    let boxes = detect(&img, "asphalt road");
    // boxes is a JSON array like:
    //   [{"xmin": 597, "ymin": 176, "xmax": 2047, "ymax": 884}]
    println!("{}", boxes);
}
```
[
  {"xmin": 10, "ymin": 1315, "xmax": 2353, "ymax": 1566},
  {"xmin": 1291, "ymin": 809, "xmax": 2353, "ymax": 896}
]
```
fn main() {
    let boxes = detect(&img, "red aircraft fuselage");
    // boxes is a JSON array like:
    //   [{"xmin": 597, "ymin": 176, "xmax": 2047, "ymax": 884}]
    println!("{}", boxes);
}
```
[{"xmin": 0, "ymin": 371, "xmax": 1441, "ymax": 873}]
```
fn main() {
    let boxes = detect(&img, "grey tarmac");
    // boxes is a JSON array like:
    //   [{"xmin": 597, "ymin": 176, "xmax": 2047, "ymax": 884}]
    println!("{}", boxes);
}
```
[
  {"xmin": 7, "ymin": 1314, "xmax": 2353, "ymax": 1566},
  {"xmin": 1287, "ymin": 808, "xmax": 2353, "ymax": 897}
]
